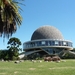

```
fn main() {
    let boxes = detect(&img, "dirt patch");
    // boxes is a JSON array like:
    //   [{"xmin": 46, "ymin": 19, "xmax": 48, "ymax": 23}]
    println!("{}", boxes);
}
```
[
  {"xmin": 14, "ymin": 71, "xmax": 18, "ymax": 74},
  {"xmin": 49, "ymin": 67, "xmax": 75, "ymax": 70},
  {"xmin": 29, "ymin": 68, "xmax": 36, "ymax": 70}
]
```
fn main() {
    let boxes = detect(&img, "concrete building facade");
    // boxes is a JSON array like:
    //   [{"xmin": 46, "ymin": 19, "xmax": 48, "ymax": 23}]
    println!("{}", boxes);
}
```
[{"xmin": 23, "ymin": 25, "xmax": 73, "ymax": 58}]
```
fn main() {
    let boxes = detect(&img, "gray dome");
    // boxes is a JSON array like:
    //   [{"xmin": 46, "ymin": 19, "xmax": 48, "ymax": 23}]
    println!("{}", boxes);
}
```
[{"xmin": 31, "ymin": 25, "xmax": 64, "ymax": 40}]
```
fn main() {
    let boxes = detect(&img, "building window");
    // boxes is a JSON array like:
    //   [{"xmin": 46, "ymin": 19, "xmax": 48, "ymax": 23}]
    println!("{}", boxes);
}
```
[
  {"xmin": 51, "ymin": 41, "xmax": 55, "ymax": 46},
  {"xmin": 59, "ymin": 41, "xmax": 62, "ymax": 46},
  {"xmin": 35, "ymin": 42, "xmax": 37, "ymax": 46},
  {"xmin": 26, "ymin": 43, "xmax": 29, "ymax": 47},
  {"xmin": 55, "ymin": 41, "xmax": 59, "ymax": 46},
  {"xmin": 41, "ymin": 41, "xmax": 45, "ymax": 45},
  {"xmin": 38, "ymin": 41, "xmax": 41, "ymax": 46},
  {"xmin": 48, "ymin": 41, "xmax": 51, "ymax": 46},
  {"xmin": 45, "ymin": 41, "xmax": 48, "ymax": 46},
  {"xmin": 68, "ymin": 42, "xmax": 72, "ymax": 47},
  {"xmin": 63, "ymin": 41, "xmax": 67, "ymax": 46}
]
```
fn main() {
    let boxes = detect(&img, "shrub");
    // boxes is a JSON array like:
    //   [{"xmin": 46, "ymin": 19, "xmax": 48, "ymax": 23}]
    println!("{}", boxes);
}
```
[
  {"xmin": 52, "ymin": 56, "xmax": 61, "ymax": 61},
  {"xmin": 44, "ymin": 56, "xmax": 52, "ymax": 61}
]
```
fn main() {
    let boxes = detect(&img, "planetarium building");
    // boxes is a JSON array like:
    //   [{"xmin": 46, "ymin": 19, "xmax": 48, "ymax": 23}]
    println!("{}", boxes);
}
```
[{"xmin": 23, "ymin": 25, "xmax": 73, "ymax": 58}]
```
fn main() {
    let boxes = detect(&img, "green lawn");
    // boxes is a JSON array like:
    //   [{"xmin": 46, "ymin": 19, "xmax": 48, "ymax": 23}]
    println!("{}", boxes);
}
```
[{"xmin": 0, "ymin": 59, "xmax": 75, "ymax": 75}]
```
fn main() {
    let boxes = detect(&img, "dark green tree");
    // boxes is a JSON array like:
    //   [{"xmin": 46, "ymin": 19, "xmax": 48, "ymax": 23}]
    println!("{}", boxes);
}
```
[
  {"xmin": 0, "ymin": 50, "xmax": 9, "ymax": 60},
  {"xmin": 0, "ymin": 0, "xmax": 24, "ymax": 38},
  {"xmin": 72, "ymin": 48, "xmax": 75, "ymax": 52},
  {"xmin": 7, "ymin": 37, "xmax": 22, "ymax": 60}
]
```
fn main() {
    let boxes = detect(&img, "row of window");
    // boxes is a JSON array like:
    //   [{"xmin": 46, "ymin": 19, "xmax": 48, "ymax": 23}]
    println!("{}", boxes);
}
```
[
  {"xmin": 23, "ymin": 40, "xmax": 72, "ymax": 49},
  {"xmin": 42, "ymin": 48, "xmax": 63, "ymax": 54}
]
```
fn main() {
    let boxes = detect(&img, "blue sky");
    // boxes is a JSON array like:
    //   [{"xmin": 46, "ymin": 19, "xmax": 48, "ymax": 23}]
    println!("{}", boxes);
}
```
[{"xmin": 0, "ymin": 0, "xmax": 75, "ymax": 50}]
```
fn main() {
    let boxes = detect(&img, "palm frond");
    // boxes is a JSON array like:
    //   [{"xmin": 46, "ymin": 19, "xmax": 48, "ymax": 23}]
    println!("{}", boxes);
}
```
[{"xmin": 0, "ymin": 0, "xmax": 24, "ymax": 38}]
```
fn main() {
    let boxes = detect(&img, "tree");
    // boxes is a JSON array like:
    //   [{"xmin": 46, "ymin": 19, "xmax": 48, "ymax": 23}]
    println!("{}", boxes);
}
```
[
  {"xmin": 0, "ymin": 0, "xmax": 24, "ymax": 38},
  {"xmin": 7, "ymin": 37, "xmax": 22, "ymax": 60},
  {"xmin": 72, "ymin": 48, "xmax": 75, "ymax": 52},
  {"xmin": 0, "ymin": 50, "xmax": 9, "ymax": 60}
]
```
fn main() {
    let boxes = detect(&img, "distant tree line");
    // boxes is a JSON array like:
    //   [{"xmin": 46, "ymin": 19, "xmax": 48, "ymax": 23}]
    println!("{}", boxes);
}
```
[
  {"xmin": 0, "ymin": 37, "xmax": 75, "ymax": 60},
  {"xmin": 60, "ymin": 48, "xmax": 75, "ymax": 59},
  {"xmin": 0, "ymin": 37, "xmax": 22, "ymax": 60}
]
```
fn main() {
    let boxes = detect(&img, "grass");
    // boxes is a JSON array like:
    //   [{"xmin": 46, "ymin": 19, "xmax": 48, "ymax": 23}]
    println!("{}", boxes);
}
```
[{"xmin": 0, "ymin": 59, "xmax": 75, "ymax": 75}]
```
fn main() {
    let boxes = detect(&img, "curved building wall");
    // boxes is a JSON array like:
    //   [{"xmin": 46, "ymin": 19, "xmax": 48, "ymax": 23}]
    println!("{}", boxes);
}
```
[{"xmin": 23, "ymin": 39, "xmax": 73, "ymax": 54}]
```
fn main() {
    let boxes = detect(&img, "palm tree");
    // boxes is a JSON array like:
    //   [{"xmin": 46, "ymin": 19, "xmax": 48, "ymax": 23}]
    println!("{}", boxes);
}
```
[{"xmin": 0, "ymin": 0, "xmax": 23, "ymax": 38}]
